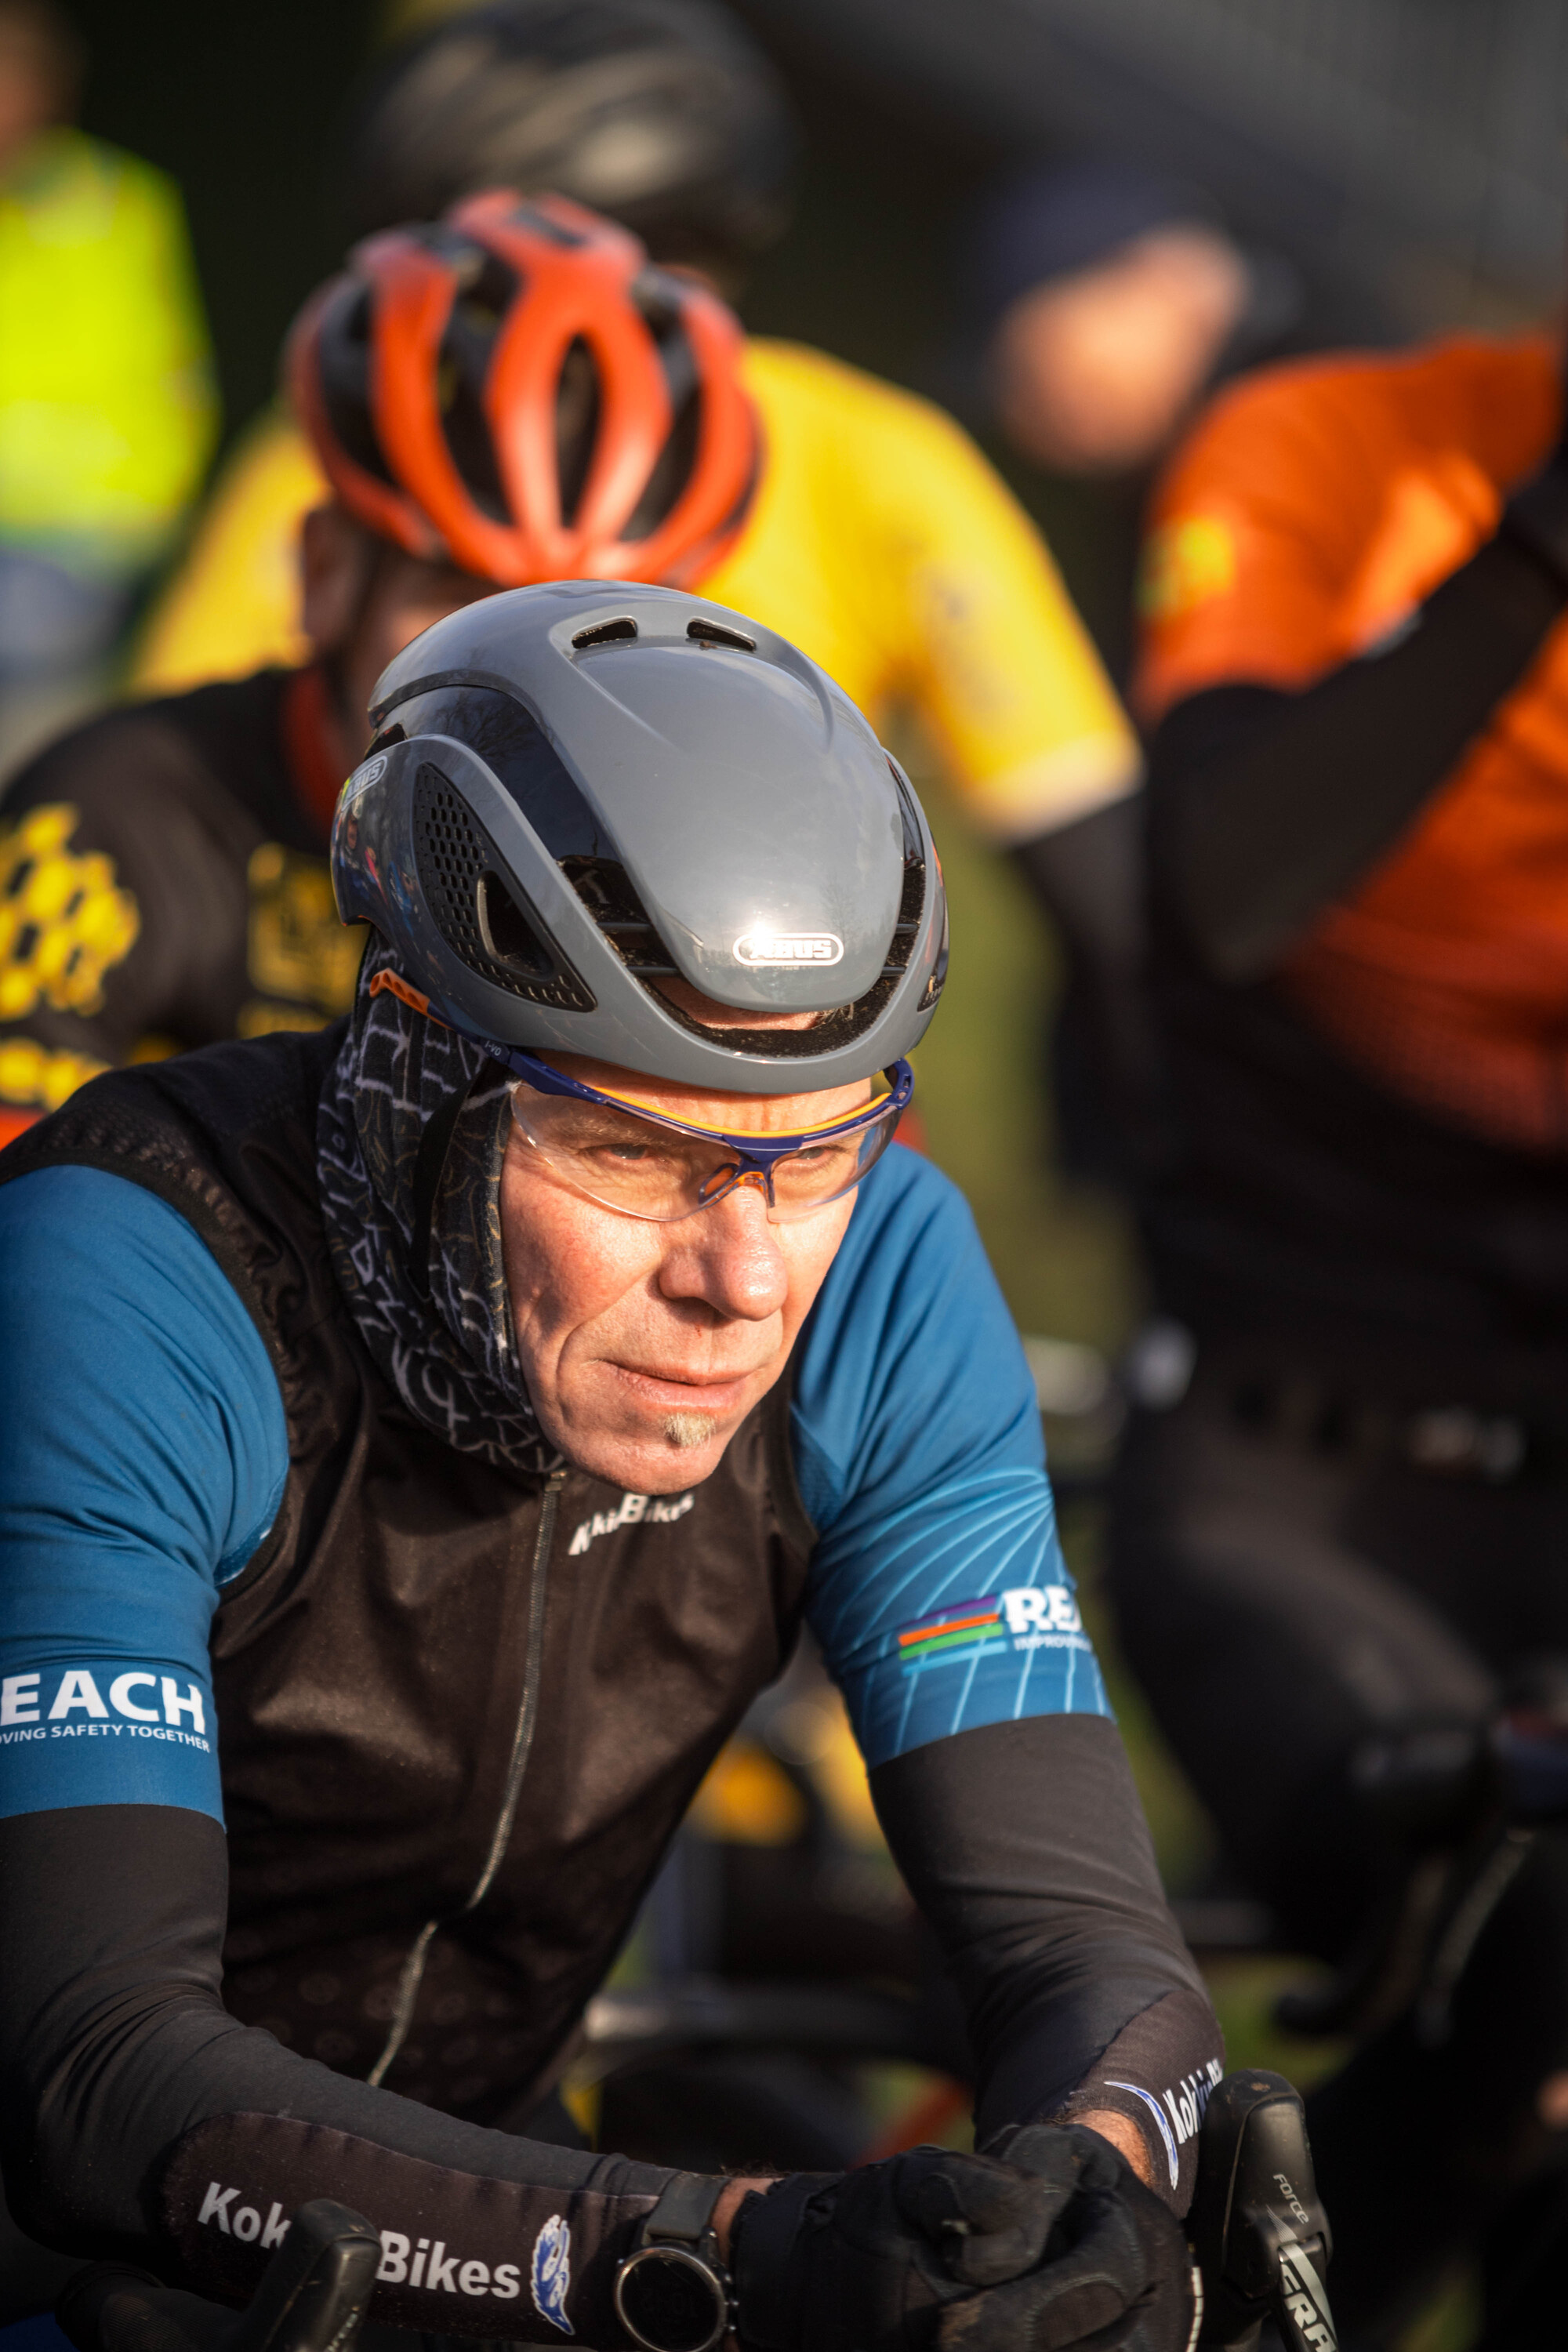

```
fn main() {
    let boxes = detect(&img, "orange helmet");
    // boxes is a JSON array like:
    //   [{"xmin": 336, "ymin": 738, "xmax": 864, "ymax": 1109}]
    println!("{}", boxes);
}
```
[{"xmin": 286, "ymin": 190, "xmax": 760, "ymax": 588}]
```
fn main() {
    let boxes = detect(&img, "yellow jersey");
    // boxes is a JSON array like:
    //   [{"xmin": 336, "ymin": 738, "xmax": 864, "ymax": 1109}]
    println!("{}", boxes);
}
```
[{"xmin": 132, "ymin": 339, "xmax": 1137, "ymax": 842}]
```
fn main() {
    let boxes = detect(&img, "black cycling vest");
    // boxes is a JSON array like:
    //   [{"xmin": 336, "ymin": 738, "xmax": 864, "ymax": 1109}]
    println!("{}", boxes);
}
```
[{"xmin": 0, "ymin": 1030, "xmax": 815, "ymax": 2129}]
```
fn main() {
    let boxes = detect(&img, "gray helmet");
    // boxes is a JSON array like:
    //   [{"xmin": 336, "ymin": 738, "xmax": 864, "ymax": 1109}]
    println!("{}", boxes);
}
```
[{"xmin": 332, "ymin": 580, "xmax": 949, "ymax": 1094}]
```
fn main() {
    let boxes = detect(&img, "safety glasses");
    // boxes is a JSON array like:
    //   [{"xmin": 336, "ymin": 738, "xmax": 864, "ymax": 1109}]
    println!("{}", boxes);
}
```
[{"xmin": 503, "ymin": 1048, "xmax": 914, "ymax": 1224}]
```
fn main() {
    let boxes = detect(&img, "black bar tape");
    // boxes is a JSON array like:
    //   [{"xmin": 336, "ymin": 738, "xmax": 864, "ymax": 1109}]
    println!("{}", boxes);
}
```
[{"xmin": 161, "ymin": 2114, "xmax": 659, "ymax": 2343}]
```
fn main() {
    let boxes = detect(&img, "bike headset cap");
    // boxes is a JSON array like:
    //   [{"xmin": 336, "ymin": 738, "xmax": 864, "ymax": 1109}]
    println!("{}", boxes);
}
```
[
  {"xmin": 286, "ymin": 189, "xmax": 759, "ymax": 590},
  {"xmin": 332, "ymin": 579, "xmax": 949, "ymax": 1095},
  {"xmin": 340, "ymin": 0, "xmax": 800, "ymax": 281}
]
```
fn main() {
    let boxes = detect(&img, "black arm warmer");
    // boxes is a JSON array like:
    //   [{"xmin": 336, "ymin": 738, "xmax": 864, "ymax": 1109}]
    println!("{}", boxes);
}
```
[
  {"xmin": 1011, "ymin": 795, "xmax": 1145, "ymax": 982},
  {"xmin": 1, "ymin": 1719, "xmax": 1219, "ymax": 2315},
  {"xmin": 1148, "ymin": 530, "xmax": 1568, "ymax": 981},
  {"xmin": 1010, "ymin": 794, "xmax": 1166, "ymax": 1176},
  {"xmin": 869, "ymin": 1715, "xmax": 1221, "ymax": 2211},
  {"xmin": 0, "ymin": 1806, "xmax": 672, "ymax": 2338}
]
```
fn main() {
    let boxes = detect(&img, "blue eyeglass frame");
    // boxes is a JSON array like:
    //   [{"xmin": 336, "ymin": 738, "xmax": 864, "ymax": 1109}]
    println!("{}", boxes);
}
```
[{"xmin": 503, "ymin": 1047, "xmax": 915, "ymax": 1188}]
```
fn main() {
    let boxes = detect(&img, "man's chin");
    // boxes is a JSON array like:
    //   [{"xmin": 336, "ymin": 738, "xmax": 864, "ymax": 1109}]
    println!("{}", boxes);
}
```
[{"xmin": 541, "ymin": 1401, "xmax": 742, "ymax": 1495}]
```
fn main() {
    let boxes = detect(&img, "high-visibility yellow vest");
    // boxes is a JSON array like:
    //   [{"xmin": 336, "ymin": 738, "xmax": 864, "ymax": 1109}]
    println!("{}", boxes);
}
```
[{"xmin": 0, "ymin": 128, "xmax": 217, "ymax": 567}]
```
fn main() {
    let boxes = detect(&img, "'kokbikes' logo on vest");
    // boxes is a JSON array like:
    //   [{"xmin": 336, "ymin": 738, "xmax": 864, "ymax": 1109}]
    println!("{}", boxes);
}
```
[
  {"xmin": 895, "ymin": 1584, "xmax": 1088, "ymax": 1672},
  {"xmin": 568, "ymin": 1490, "xmax": 694, "ymax": 1556},
  {"xmin": 531, "ymin": 2215, "xmax": 573, "ymax": 2335},
  {"xmin": 1102, "ymin": 2059, "xmax": 1225, "ymax": 2192},
  {"xmin": 198, "ymin": 2183, "xmax": 528, "ymax": 2307},
  {"xmin": 0, "ymin": 1664, "xmax": 209, "ymax": 1750}
]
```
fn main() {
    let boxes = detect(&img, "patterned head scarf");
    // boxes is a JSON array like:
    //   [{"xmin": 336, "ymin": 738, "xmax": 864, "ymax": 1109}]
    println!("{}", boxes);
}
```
[{"xmin": 316, "ymin": 935, "xmax": 561, "ymax": 1477}]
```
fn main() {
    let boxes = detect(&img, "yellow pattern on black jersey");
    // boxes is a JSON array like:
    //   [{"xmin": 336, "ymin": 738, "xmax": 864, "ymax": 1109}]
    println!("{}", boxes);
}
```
[
  {"xmin": 241, "ymin": 842, "xmax": 365, "ymax": 1036},
  {"xmin": 0, "ymin": 1035, "xmax": 108, "ymax": 1113},
  {"xmin": 0, "ymin": 802, "xmax": 140, "ymax": 1022}
]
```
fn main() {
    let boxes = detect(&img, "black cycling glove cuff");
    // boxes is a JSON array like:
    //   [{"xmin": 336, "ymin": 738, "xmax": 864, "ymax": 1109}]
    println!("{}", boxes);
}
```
[
  {"xmin": 160, "ymin": 2112, "xmax": 661, "ymax": 2343},
  {"xmin": 731, "ymin": 2174, "xmax": 833, "ymax": 2352},
  {"xmin": 989, "ymin": 1989, "xmax": 1224, "ymax": 2216}
]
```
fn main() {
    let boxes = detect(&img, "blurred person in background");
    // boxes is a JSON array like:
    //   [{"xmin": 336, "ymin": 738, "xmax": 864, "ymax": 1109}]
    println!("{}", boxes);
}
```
[
  {"xmin": 948, "ymin": 163, "xmax": 1302, "ymax": 1185},
  {"xmin": 0, "ymin": 0, "xmax": 214, "ymax": 779},
  {"xmin": 134, "ymin": 0, "xmax": 797, "ymax": 691},
  {"xmin": 964, "ymin": 162, "xmax": 1294, "ymax": 482},
  {"xmin": 1109, "ymin": 308, "xmax": 1568, "ymax": 2345}
]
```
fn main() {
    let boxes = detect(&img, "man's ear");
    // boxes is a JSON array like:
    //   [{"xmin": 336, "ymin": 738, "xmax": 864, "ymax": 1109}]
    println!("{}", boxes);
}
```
[{"xmin": 299, "ymin": 502, "xmax": 379, "ymax": 655}]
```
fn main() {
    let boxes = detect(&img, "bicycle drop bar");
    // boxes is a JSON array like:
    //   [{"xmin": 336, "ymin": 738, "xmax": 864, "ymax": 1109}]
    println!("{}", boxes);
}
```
[
  {"xmin": 56, "ymin": 2201, "xmax": 381, "ymax": 2352},
  {"xmin": 1189, "ymin": 2071, "xmax": 1337, "ymax": 2352},
  {"xmin": 55, "ymin": 2089, "xmax": 1334, "ymax": 2352}
]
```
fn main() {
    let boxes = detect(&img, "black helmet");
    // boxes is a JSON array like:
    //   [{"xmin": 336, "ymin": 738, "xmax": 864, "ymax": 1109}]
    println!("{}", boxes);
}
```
[
  {"xmin": 341, "ymin": 0, "xmax": 800, "ymax": 281},
  {"xmin": 332, "ymin": 580, "xmax": 949, "ymax": 1094}
]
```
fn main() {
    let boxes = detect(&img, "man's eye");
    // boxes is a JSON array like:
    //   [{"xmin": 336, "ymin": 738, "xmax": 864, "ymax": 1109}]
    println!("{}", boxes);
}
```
[{"xmin": 581, "ymin": 1138, "xmax": 651, "ymax": 1163}]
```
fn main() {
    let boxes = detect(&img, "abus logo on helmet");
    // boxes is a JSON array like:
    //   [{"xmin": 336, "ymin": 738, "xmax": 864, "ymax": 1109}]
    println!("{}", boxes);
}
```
[
  {"xmin": 343, "ymin": 752, "xmax": 388, "ymax": 802},
  {"xmin": 733, "ymin": 931, "xmax": 844, "ymax": 968}
]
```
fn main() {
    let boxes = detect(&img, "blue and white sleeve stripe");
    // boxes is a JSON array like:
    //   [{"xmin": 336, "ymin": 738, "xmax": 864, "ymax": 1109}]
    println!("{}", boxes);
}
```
[{"xmin": 793, "ymin": 1145, "xmax": 1112, "ymax": 1768}]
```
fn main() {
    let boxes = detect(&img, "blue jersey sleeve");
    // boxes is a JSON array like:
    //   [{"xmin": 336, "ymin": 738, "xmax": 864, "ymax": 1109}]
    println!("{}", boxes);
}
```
[
  {"xmin": 796, "ymin": 1145, "xmax": 1110, "ymax": 1768},
  {"xmin": 0, "ymin": 1167, "xmax": 288, "ymax": 1822}
]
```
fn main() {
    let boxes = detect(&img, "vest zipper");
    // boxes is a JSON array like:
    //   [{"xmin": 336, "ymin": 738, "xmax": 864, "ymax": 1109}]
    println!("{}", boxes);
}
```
[{"xmin": 365, "ymin": 1464, "xmax": 568, "ymax": 2089}]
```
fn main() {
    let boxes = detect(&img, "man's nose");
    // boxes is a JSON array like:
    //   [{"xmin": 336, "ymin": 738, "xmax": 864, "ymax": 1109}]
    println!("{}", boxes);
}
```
[{"xmin": 660, "ymin": 1174, "xmax": 789, "ymax": 1319}]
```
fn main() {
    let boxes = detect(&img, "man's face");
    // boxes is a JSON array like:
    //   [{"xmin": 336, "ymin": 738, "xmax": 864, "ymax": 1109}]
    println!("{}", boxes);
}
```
[
  {"xmin": 992, "ymin": 225, "xmax": 1250, "ymax": 475},
  {"xmin": 499, "ymin": 1055, "xmax": 868, "ymax": 1495},
  {"xmin": 300, "ymin": 503, "xmax": 495, "ymax": 759}
]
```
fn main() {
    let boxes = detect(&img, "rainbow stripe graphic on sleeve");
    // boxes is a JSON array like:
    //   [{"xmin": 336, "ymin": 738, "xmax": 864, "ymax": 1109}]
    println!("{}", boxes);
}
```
[{"xmin": 897, "ymin": 1595, "xmax": 1007, "ymax": 1671}]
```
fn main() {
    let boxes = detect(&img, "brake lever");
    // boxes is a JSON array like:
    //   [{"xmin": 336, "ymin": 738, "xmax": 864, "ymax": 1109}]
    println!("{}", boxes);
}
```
[
  {"xmin": 57, "ymin": 2201, "xmax": 382, "ymax": 2352},
  {"xmin": 1188, "ymin": 2071, "xmax": 1337, "ymax": 2352},
  {"xmin": 225, "ymin": 2201, "xmax": 380, "ymax": 2352}
]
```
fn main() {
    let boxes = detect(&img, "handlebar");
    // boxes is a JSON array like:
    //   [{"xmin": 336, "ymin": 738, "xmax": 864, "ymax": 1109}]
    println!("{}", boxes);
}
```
[
  {"xmin": 1277, "ymin": 1693, "xmax": 1568, "ymax": 2045},
  {"xmin": 55, "ymin": 2073, "xmax": 1334, "ymax": 2352},
  {"xmin": 56, "ymin": 2202, "xmax": 379, "ymax": 2352}
]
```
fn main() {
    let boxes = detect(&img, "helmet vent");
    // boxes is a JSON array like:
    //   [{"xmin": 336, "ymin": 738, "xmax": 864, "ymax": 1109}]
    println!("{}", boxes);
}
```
[
  {"xmin": 649, "ymin": 972, "xmax": 905, "ymax": 1060},
  {"xmin": 560, "ymin": 854, "xmax": 679, "ymax": 976},
  {"xmin": 572, "ymin": 616, "xmax": 638, "ymax": 648},
  {"xmin": 414, "ymin": 764, "xmax": 594, "ymax": 1012},
  {"xmin": 477, "ymin": 870, "xmax": 546, "ymax": 971},
  {"xmin": 687, "ymin": 616, "xmax": 756, "ymax": 651},
  {"xmin": 880, "ymin": 770, "xmax": 928, "ymax": 976}
]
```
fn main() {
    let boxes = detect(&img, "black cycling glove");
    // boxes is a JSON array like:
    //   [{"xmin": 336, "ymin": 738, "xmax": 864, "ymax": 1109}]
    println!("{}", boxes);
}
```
[
  {"xmin": 979, "ymin": 2125, "xmax": 1195, "ymax": 2351},
  {"xmin": 732, "ymin": 2131, "xmax": 1192, "ymax": 2352}
]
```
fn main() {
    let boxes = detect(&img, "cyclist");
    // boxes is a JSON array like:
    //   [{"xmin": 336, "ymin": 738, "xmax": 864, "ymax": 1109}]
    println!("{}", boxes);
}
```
[
  {"xmin": 0, "ymin": 187, "xmax": 1138, "ymax": 1149},
  {"xmin": 0, "ymin": 0, "xmax": 214, "ymax": 775},
  {"xmin": 1112, "ymin": 324, "xmax": 1568, "ymax": 2342},
  {"xmin": 134, "ymin": 0, "xmax": 800, "ymax": 693},
  {"xmin": 0, "ymin": 583, "xmax": 1219, "ymax": 2350},
  {"xmin": 337, "ymin": 0, "xmax": 799, "ymax": 278}
]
